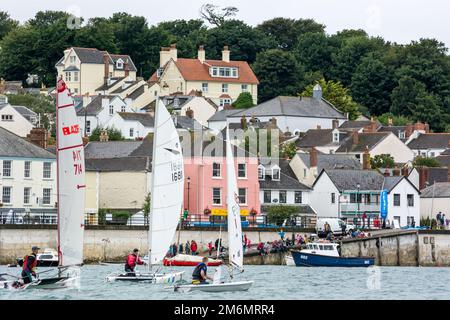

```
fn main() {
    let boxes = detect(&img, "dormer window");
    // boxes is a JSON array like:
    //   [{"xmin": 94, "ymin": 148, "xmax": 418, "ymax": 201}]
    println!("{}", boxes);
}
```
[
  {"xmin": 209, "ymin": 66, "xmax": 238, "ymax": 78},
  {"xmin": 109, "ymin": 105, "xmax": 114, "ymax": 115},
  {"xmin": 157, "ymin": 68, "xmax": 164, "ymax": 78},
  {"xmin": 271, "ymin": 165, "xmax": 280, "ymax": 181},
  {"xmin": 69, "ymin": 55, "xmax": 76, "ymax": 64},
  {"xmin": 116, "ymin": 59, "xmax": 124, "ymax": 69},
  {"xmin": 332, "ymin": 129, "xmax": 340, "ymax": 143},
  {"xmin": 258, "ymin": 165, "xmax": 265, "ymax": 180},
  {"xmin": 398, "ymin": 131, "xmax": 406, "ymax": 139}
]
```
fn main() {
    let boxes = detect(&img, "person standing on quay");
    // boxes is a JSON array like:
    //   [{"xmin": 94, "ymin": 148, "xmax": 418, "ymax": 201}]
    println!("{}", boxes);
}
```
[{"xmin": 185, "ymin": 240, "xmax": 191, "ymax": 255}]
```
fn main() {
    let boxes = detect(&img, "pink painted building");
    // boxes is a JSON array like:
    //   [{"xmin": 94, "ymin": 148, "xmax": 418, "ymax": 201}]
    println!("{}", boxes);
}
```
[{"xmin": 183, "ymin": 145, "xmax": 260, "ymax": 223}]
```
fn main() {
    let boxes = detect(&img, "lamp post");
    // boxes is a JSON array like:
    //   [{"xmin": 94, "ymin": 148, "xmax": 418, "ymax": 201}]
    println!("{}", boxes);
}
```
[
  {"xmin": 357, "ymin": 183, "xmax": 361, "ymax": 228},
  {"xmin": 187, "ymin": 177, "xmax": 191, "ymax": 214}
]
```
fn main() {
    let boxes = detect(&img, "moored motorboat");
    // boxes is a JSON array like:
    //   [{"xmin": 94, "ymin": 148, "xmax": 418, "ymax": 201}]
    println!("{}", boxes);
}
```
[
  {"xmin": 16, "ymin": 248, "xmax": 59, "ymax": 267},
  {"xmin": 106, "ymin": 271, "xmax": 184, "ymax": 284},
  {"xmin": 291, "ymin": 242, "xmax": 375, "ymax": 267},
  {"xmin": 162, "ymin": 254, "xmax": 223, "ymax": 267}
]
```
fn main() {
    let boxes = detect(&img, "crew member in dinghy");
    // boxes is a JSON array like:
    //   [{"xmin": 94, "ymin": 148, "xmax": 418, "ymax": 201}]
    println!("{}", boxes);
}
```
[
  {"xmin": 22, "ymin": 246, "xmax": 39, "ymax": 284},
  {"xmin": 192, "ymin": 257, "xmax": 214, "ymax": 285},
  {"xmin": 125, "ymin": 248, "xmax": 146, "ymax": 275}
]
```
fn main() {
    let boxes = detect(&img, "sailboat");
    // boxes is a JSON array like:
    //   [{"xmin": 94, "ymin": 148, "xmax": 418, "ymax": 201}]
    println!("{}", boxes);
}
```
[
  {"xmin": 105, "ymin": 98, "xmax": 184, "ymax": 284},
  {"xmin": 174, "ymin": 127, "xmax": 254, "ymax": 292},
  {"xmin": 6, "ymin": 78, "xmax": 86, "ymax": 290}
]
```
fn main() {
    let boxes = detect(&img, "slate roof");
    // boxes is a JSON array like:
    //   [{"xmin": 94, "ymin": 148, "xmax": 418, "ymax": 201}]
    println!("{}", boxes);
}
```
[
  {"xmin": 427, "ymin": 168, "xmax": 449, "ymax": 186},
  {"xmin": 421, "ymin": 182, "xmax": 450, "ymax": 198},
  {"xmin": 95, "ymin": 77, "xmax": 126, "ymax": 91},
  {"xmin": 84, "ymin": 141, "xmax": 142, "ymax": 159},
  {"xmin": 207, "ymin": 109, "xmax": 242, "ymax": 122},
  {"xmin": 111, "ymin": 81, "xmax": 139, "ymax": 94},
  {"xmin": 407, "ymin": 133, "xmax": 450, "ymax": 150},
  {"xmin": 259, "ymin": 158, "xmax": 311, "ymax": 190},
  {"xmin": 175, "ymin": 116, "xmax": 202, "ymax": 130},
  {"xmin": 298, "ymin": 153, "xmax": 362, "ymax": 171},
  {"xmin": 86, "ymin": 157, "xmax": 150, "ymax": 172},
  {"xmin": 296, "ymin": 129, "xmax": 349, "ymax": 148},
  {"xmin": 0, "ymin": 127, "xmax": 55, "ymax": 159},
  {"xmin": 70, "ymin": 48, "xmax": 137, "ymax": 71},
  {"xmin": 436, "ymin": 152, "xmax": 450, "ymax": 167},
  {"xmin": 76, "ymin": 95, "xmax": 117, "ymax": 116},
  {"xmin": 319, "ymin": 169, "xmax": 384, "ymax": 191},
  {"xmin": 63, "ymin": 66, "xmax": 80, "ymax": 72},
  {"xmin": 339, "ymin": 120, "xmax": 381, "ymax": 130},
  {"xmin": 127, "ymin": 85, "xmax": 146, "ymax": 100},
  {"xmin": 162, "ymin": 95, "xmax": 194, "ymax": 110},
  {"xmin": 117, "ymin": 112, "xmax": 154, "ymax": 127},
  {"xmin": 382, "ymin": 176, "xmax": 420, "ymax": 194},
  {"xmin": 336, "ymin": 132, "xmax": 390, "ymax": 153},
  {"xmin": 378, "ymin": 126, "xmax": 407, "ymax": 141},
  {"xmin": 228, "ymin": 96, "xmax": 347, "ymax": 120},
  {"xmin": 13, "ymin": 106, "xmax": 37, "ymax": 120},
  {"xmin": 149, "ymin": 58, "xmax": 259, "ymax": 84}
]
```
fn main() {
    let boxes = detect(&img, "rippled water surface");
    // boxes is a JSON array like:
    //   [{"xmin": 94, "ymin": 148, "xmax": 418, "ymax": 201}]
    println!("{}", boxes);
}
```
[{"xmin": 1, "ymin": 265, "xmax": 449, "ymax": 300}]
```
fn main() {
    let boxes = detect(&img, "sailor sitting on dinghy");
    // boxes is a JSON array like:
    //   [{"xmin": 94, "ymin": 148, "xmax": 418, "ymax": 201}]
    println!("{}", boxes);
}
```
[
  {"xmin": 192, "ymin": 257, "xmax": 214, "ymax": 284},
  {"xmin": 125, "ymin": 248, "xmax": 146, "ymax": 276},
  {"xmin": 22, "ymin": 246, "xmax": 39, "ymax": 284}
]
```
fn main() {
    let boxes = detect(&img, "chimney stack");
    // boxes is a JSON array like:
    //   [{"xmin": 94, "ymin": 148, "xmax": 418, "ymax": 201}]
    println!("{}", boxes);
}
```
[
  {"xmin": 332, "ymin": 119, "xmax": 339, "ymax": 129},
  {"xmin": 198, "ymin": 45, "xmax": 205, "ymax": 63},
  {"xmin": 425, "ymin": 123, "xmax": 430, "ymax": 133},
  {"xmin": 405, "ymin": 123, "xmax": 414, "ymax": 139},
  {"xmin": 401, "ymin": 166, "xmax": 409, "ymax": 177},
  {"xmin": 310, "ymin": 147, "xmax": 318, "ymax": 168},
  {"xmin": 362, "ymin": 146, "xmax": 371, "ymax": 170},
  {"xmin": 124, "ymin": 59, "xmax": 130, "ymax": 77},
  {"xmin": 388, "ymin": 117, "xmax": 393, "ymax": 126},
  {"xmin": 352, "ymin": 130, "xmax": 359, "ymax": 145},
  {"xmin": 169, "ymin": 43, "xmax": 178, "ymax": 62},
  {"xmin": 383, "ymin": 169, "xmax": 390, "ymax": 177},
  {"xmin": 418, "ymin": 167, "xmax": 429, "ymax": 190},
  {"xmin": 393, "ymin": 165, "xmax": 400, "ymax": 176},
  {"xmin": 313, "ymin": 84, "xmax": 322, "ymax": 100},
  {"xmin": 160, "ymin": 47, "xmax": 171, "ymax": 67},
  {"xmin": 240, "ymin": 115, "xmax": 247, "ymax": 130},
  {"xmin": 103, "ymin": 53, "xmax": 110, "ymax": 85},
  {"xmin": 186, "ymin": 107, "xmax": 194, "ymax": 119},
  {"xmin": 222, "ymin": 45, "xmax": 230, "ymax": 63},
  {"xmin": 270, "ymin": 117, "xmax": 277, "ymax": 127},
  {"xmin": 27, "ymin": 127, "xmax": 48, "ymax": 150}
]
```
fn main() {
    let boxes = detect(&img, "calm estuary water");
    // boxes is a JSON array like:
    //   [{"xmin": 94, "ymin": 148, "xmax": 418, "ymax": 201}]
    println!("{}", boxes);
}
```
[{"xmin": 1, "ymin": 265, "xmax": 449, "ymax": 300}]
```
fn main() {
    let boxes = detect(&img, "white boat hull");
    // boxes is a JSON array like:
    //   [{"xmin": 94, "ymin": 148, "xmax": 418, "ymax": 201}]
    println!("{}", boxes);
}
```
[
  {"xmin": 285, "ymin": 254, "xmax": 296, "ymax": 266},
  {"xmin": 106, "ymin": 271, "xmax": 184, "ymax": 284},
  {"xmin": 174, "ymin": 280, "xmax": 253, "ymax": 293}
]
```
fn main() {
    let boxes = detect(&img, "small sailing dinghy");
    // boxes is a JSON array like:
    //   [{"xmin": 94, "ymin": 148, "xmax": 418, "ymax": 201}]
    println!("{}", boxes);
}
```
[
  {"xmin": 106, "ymin": 98, "xmax": 184, "ymax": 284},
  {"xmin": 174, "ymin": 128, "xmax": 253, "ymax": 293},
  {"xmin": 163, "ymin": 254, "xmax": 223, "ymax": 267},
  {"xmin": 6, "ymin": 78, "xmax": 86, "ymax": 290}
]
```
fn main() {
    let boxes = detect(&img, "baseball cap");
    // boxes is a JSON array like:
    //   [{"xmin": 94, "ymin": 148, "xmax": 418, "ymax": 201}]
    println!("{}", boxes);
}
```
[{"xmin": 32, "ymin": 246, "xmax": 40, "ymax": 251}]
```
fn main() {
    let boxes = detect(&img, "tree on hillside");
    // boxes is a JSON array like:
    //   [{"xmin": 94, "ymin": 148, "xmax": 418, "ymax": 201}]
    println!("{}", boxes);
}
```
[
  {"xmin": 89, "ymin": 127, "xmax": 125, "ymax": 141},
  {"xmin": 413, "ymin": 156, "xmax": 441, "ymax": 168},
  {"xmin": 351, "ymin": 53, "xmax": 395, "ymax": 115},
  {"xmin": 252, "ymin": 49, "xmax": 305, "ymax": 102},
  {"xmin": 74, "ymin": 18, "xmax": 118, "ymax": 53},
  {"xmin": 301, "ymin": 78, "xmax": 360, "ymax": 120},
  {"xmin": 199, "ymin": 4, "xmax": 238, "ymax": 27},
  {"xmin": 0, "ymin": 11, "xmax": 19, "ymax": 40},
  {"xmin": 232, "ymin": 92, "xmax": 254, "ymax": 109},
  {"xmin": 376, "ymin": 113, "xmax": 411, "ymax": 126},
  {"xmin": 370, "ymin": 154, "xmax": 395, "ymax": 169}
]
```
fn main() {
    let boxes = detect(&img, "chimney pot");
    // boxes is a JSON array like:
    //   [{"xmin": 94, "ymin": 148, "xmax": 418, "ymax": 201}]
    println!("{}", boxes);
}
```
[
  {"xmin": 103, "ymin": 53, "xmax": 110, "ymax": 84},
  {"xmin": 393, "ymin": 166, "xmax": 400, "ymax": 176},
  {"xmin": 222, "ymin": 45, "xmax": 230, "ymax": 63},
  {"xmin": 240, "ymin": 115, "xmax": 247, "ymax": 130},
  {"xmin": 332, "ymin": 119, "xmax": 339, "ymax": 129},
  {"xmin": 27, "ymin": 127, "xmax": 49, "ymax": 149},
  {"xmin": 401, "ymin": 166, "xmax": 409, "ymax": 177},
  {"xmin": 362, "ymin": 146, "xmax": 371, "ymax": 170},
  {"xmin": 419, "ymin": 167, "xmax": 429, "ymax": 190},
  {"xmin": 313, "ymin": 84, "xmax": 322, "ymax": 100},
  {"xmin": 186, "ymin": 107, "xmax": 194, "ymax": 119},
  {"xmin": 198, "ymin": 45, "xmax": 206, "ymax": 63}
]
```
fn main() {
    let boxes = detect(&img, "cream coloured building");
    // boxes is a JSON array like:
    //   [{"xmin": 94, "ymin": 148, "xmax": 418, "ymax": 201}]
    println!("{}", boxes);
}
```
[
  {"xmin": 55, "ymin": 47, "xmax": 137, "ymax": 96},
  {"xmin": 148, "ymin": 44, "xmax": 259, "ymax": 107}
]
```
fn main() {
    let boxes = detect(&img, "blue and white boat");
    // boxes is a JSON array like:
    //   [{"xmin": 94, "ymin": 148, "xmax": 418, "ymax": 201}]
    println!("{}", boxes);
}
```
[{"xmin": 291, "ymin": 242, "xmax": 374, "ymax": 267}]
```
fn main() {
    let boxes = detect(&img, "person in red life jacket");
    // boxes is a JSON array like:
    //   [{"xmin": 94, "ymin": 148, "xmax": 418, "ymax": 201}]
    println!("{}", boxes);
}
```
[
  {"xmin": 125, "ymin": 248, "xmax": 146, "ymax": 276},
  {"xmin": 190, "ymin": 240, "xmax": 198, "ymax": 256},
  {"xmin": 22, "ymin": 246, "xmax": 39, "ymax": 284}
]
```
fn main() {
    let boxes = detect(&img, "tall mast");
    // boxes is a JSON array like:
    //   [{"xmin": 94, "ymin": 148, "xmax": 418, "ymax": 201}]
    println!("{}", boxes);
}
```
[{"xmin": 55, "ymin": 78, "xmax": 62, "ymax": 267}]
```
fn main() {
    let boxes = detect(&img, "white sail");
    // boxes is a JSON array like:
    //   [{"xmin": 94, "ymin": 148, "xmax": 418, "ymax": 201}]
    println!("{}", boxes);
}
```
[
  {"xmin": 148, "ymin": 98, "xmax": 184, "ymax": 266},
  {"xmin": 226, "ymin": 128, "xmax": 244, "ymax": 271},
  {"xmin": 56, "ymin": 78, "xmax": 85, "ymax": 267}
]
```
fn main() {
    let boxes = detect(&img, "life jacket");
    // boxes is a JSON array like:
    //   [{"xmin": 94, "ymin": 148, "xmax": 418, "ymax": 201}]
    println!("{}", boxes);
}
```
[
  {"xmin": 192, "ymin": 262, "xmax": 207, "ymax": 280},
  {"xmin": 22, "ymin": 253, "xmax": 37, "ymax": 272},
  {"xmin": 126, "ymin": 254, "xmax": 142, "ymax": 268}
]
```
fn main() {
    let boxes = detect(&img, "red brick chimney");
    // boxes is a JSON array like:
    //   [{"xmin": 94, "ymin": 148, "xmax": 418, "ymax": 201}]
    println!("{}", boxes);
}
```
[
  {"xmin": 186, "ymin": 107, "xmax": 194, "ymax": 119},
  {"xmin": 27, "ymin": 127, "xmax": 48, "ymax": 149},
  {"xmin": 405, "ymin": 123, "xmax": 413, "ymax": 139},
  {"xmin": 124, "ymin": 59, "xmax": 130, "ymax": 77},
  {"xmin": 393, "ymin": 165, "xmax": 400, "ymax": 176},
  {"xmin": 362, "ymin": 146, "xmax": 371, "ymax": 170},
  {"xmin": 332, "ymin": 119, "xmax": 339, "ymax": 129},
  {"xmin": 310, "ymin": 147, "xmax": 318, "ymax": 168},
  {"xmin": 401, "ymin": 166, "xmax": 409, "ymax": 177},
  {"xmin": 103, "ymin": 53, "xmax": 109, "ymax": 84},
  {"xmin": 419, "ymin": 167, "xmax": 429, "ymax": 190},
  {"xmin": 352, "ymin": 130, "xmax": 359, "ymax": 145}
]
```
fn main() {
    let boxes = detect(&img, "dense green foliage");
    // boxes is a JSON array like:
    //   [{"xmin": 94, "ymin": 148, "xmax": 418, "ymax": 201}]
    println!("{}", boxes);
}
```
[
  {"xmin": 413, "ymin": 157, "xmax": 442, "ymax": 168},
  {"xmin": 0, "ymin": 8, "xmax": 449, "ymax": 131},
  {"xmin": 370, "ymin": 154, "xmax": 395, "ymax": 169},
  {"xmin": 266, "ymin": 205, "xmax": 299, "ymax": 225},
  {"xmin": 281, "ymin": 142, "xmax": 297, "ymax": 159},
  {"xmin": 89, "ymin": 127, "xmax": 125, "ymax": 141},
  {"xmin": 232, "ymin": 92, "xmax": 254, "ymax": 109}
]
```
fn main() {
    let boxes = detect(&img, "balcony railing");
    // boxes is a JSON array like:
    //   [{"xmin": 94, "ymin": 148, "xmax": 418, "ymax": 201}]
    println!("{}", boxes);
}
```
[{"xmin": 340, "ymin": 203, "xmax": 380, "ymax": 214}]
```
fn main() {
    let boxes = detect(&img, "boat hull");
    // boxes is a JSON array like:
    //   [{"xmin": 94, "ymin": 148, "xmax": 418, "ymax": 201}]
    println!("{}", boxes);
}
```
[
  {"xmin": 105, "ymin": 271, "xmax": 184, "ymax": 284},
  {"xmin": 16, "ymin": 259, "xmax": 59, "ymax": 267},
  {"xmin": 174, "ymin": 280, "xmax": 253, "ymax": 293},
  {"xmin": 291, "ymin": 250, "xmax": 374, "ymax": 267},
  {"xmin": 163, "ymin": 258, "xmax": 223, "ymax": 267}
]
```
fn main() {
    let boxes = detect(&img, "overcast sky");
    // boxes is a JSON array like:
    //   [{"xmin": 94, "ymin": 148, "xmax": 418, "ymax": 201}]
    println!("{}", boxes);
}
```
[{"xmin": 3, "ymin": 0, "xmax": 449, "ymax": 47}]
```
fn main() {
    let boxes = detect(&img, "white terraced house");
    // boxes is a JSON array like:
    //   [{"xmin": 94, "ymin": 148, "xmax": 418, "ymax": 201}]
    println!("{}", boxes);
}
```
[{"xmin": 0, "ymin": 127, "xmax": 57, "ymax": 221}]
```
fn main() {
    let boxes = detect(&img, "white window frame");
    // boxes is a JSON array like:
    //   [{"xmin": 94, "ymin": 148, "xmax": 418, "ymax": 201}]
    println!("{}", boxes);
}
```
[
  {"xmin": 109, "ymin": 105, "xmax": 114, "ymax": 115},
  {"xmin": 263, "ymin": 190, "xmax": 271, "ymax": 203},
  {"xmin": 42, "ymin": 188, "xmax": 51, "ymax": 205},
  {"xmin": 70, "ymin": 55, "xmax": 76, "ymax": 64},
  {"xmin": 407, "ymin": 194, "xmax": 414, "ymax": 207},
  {"xmin": 74, "ymin": 72, "xmax": 79, "ymax": 82},
  {"xmin": 129, "ymin": 128, "xmax": 134, "ymax": 138},
  {"xmin": 258, "ymin": 165, "xmax": 265, "ymax": 180},
  {"xmin": 2, "ymin": 186, "xmax": 12, "ymax": 204},
  {"xmin": 279, "ymin": 190, "xmax": 287, "ymax": 204},
  {"xmin": 238, "ymin": 163, "xmax": 247, "ymax": 179},
  {"xmin": 86, "ymin": 120, "xmax": 91, "ymax": 134},
  {"xmin": 202, "ymin": 83, "xmax": 208, "ymax": 92},
  {"xmin": 24, "ymin": 161, "xmax": 31, "ymax": 178},
  {"xmin": 238, "ymin": 188, "xmax": 247, "ymax": 205},
  {"xmin": 394, "ymin": 194, "xmax": 401, "ymax": 206},
  {"xmin": 2, "ymin": 160, "xmax": 12, "ymax": 177},
  {"xmin": 212, "ymin": 162, "xmax": 221, "ymax": 178},
  {"xmin": 271, "ymin": 165, "xmax": 280, "ymax": 181},
  {"xmin": 116, "ymin": 59, "xmax": 124, "ymax": 69},
  {"xmin": 121, "ymin": 105, "xmax": 126, "ymax": 112},
  {"xmin": 65, "ymin": 72, "xmax": 71, "ymax": 82},
  {"xmin": 222, "ymin": 84, "xmax": 228, "ymax": 93},
  {"xmin": 24, "ymin": 187, "xmax": 31, "ymax": 205},
  {"xmin": 295, "ymin": 191, "xmax": 302, "ymax": 204},
  {"xmin": 212, "ymin": 188, "xmax": 222, "ymax": 205},
  {"xmin": 43, "ymin": 162, "xmax": 52, "ymax": 179},
  {"xmin": 241, "ymin": 84, "xmax": 248, "ymax": 92},
  {"xmin": 1, "ymin": 114, "xmax": 13, "ymax": 121},
  {"xmin": 220, "ymin": 98, "xmax": 232, "ymax": 107}
]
